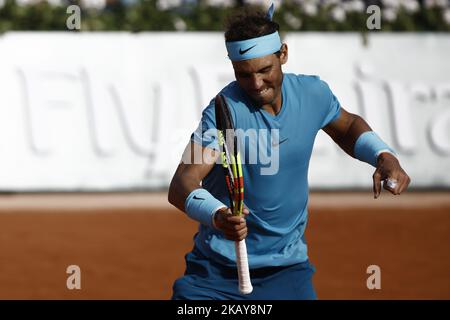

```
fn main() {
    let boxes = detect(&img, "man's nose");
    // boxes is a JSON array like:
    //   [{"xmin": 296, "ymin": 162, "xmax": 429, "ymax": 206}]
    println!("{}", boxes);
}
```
[{"xmin": 250, "ymin": 74, "xmax": 264, "ymax": 90}]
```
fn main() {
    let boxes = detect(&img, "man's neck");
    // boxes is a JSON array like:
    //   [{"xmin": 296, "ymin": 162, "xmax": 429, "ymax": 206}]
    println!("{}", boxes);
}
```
[
  {"xmin": 261, "ymin": 74, "xmax": 284, "ymax": 115},
  {"xmin": 262, "ymin": 93, "xmax": 283, "ymax": 115}
]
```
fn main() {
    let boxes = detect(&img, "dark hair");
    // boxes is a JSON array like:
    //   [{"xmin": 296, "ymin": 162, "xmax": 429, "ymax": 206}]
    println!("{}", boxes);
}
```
[{"xmin": 224, "ymin": 8, "xmax": 279, "ymax": 42}]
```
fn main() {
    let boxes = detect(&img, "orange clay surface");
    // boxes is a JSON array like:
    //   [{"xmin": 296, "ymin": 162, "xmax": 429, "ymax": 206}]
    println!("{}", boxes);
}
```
[{"xmin": 0, "ymin": 192, "xmax": 449, "ymax": 299}]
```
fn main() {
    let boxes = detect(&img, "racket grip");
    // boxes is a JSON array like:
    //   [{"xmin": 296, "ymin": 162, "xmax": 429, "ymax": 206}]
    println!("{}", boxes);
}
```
[{"xmin": 235, "ymin": 239, "xmax": 253, "ymax": 294}]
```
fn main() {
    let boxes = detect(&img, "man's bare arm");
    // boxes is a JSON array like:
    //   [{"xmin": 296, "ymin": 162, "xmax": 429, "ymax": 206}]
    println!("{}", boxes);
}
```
[
  {"xmin": 168, "ymin": 142, "xmax": 218, "ymax": 212},
  {"xmin": 322, "ymin": 107, "xmax": 411, "ymax": 198},
  {"xmin": 322, "ymin": 107, "xmax": 371, "ymax": 157},
  {"xmin": 167, "ymin": 141, "xmax": 249, "ymax": 241}
]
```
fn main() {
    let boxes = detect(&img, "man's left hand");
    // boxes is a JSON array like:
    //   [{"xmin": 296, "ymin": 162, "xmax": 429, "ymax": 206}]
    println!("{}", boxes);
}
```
[{"xmin": 373, "ymin": 152, "xmax": 411, "ymax": 199}]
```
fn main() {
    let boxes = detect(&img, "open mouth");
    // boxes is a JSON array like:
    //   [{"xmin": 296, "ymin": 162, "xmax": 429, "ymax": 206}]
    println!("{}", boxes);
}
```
[{"xmin": 253, "ymin": 88, "xmax": 269, "ymax": 96}]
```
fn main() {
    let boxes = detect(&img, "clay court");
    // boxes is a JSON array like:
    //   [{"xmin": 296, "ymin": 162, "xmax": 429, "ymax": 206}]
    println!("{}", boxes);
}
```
[{"xmin": 0, "ymin": 191, "xmax": 449, "ymax": 300}]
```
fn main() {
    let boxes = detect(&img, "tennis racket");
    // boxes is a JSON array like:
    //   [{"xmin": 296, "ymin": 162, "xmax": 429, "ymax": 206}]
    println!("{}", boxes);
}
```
[{"xmin": 215, "ymin": 94, "xmax": 253, "ymax": 295}]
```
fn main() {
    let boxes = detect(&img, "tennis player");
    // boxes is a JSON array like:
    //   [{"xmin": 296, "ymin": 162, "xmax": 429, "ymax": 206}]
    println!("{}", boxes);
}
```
[{"xmin": 168, "ymin": 5, "xmax": 411, "ymax": 300}]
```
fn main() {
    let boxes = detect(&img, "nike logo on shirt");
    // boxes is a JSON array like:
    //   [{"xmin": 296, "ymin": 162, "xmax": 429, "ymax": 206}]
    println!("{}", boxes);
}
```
[
  {"xmin": 193, "ymin": 195, "xmax": 205, "ymax": 200},
  {"xmin": 272, "ymin": 137, "xmax": 289, "ymax": 147},
  {"xmin": 239, "ymin": 45, "xmax": 256, "ymax": 55}
]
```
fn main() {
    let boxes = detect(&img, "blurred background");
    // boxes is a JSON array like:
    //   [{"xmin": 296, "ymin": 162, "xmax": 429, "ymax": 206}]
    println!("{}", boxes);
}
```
[{"xmin": 0, "ymin": 0, "xmax": 449, "ymax": 299}]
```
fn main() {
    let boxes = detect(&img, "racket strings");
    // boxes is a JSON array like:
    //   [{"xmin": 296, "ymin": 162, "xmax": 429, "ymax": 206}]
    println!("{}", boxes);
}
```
[
  {"xmin": 216, "ymin": 94, "xmax": 244, "ymax": 217},
  {"xmin": 222, "ymin": 135, "xmax": 241, "ymax": 215}
]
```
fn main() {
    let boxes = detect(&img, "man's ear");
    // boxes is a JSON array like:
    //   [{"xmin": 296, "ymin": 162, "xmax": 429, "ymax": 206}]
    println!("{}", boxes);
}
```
[{"xmin": 279, "ymin": 43, "xmax": 288, "ymax": 65}]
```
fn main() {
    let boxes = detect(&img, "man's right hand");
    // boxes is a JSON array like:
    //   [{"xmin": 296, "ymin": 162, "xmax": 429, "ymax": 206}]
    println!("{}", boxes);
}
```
[{"xmin": 213, "ymin": 207, "xmax": 249, "ymax": 242}]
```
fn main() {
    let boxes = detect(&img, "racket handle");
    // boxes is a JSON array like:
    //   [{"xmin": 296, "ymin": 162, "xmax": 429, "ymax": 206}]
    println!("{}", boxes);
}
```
[{"xmin": 235, "ymin": 239, "xmax": 253, "ymax": 294}]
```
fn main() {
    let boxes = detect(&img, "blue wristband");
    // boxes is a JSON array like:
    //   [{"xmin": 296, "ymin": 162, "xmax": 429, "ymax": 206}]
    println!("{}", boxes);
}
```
[
  {"xmin": 185, "ymin": 188, "xmax": 226, "ymax": 228},
  {"xmin": 354, "ymin": 131, "xmax": 397, "ymax": 167}
]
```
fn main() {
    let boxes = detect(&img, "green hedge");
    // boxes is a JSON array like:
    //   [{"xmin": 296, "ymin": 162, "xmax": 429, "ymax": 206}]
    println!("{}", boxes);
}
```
[{"xmin": 0, "ymin": 0, "xmax": 449, "ymax": 33}]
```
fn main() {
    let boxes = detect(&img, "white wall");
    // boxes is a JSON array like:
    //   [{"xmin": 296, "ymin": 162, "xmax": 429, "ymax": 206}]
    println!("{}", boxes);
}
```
[{"xmin": 0, "ymin": 32, "xmax": 448, "ymax": 190}]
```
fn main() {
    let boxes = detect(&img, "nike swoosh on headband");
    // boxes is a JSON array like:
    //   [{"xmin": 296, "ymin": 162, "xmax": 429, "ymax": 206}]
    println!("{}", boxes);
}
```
[
  {"xmin": 239, "ymin": 45, "xmax": 256, "ymax": 55},
  {"xmin": 193, "ymin": 195, "xmax": 205, "ymax": 200}
]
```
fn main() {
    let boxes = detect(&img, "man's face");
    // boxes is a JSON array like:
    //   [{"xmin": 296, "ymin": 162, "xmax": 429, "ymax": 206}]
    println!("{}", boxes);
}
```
[{"xmin": 232, "ymin": 44, "xmax": 288, "ymax": 108}]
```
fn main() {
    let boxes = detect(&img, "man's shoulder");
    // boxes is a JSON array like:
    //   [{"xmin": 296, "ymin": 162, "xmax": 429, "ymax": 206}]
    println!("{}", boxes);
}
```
[
  {"xmin": 220, "ymin": 81, "xmax": 243, "ymax": 99},
  {"xmin": 200, "ymin": 81, "xmax": 243, "ymax": 118},
  {"xmin": 284, "ymin": 73, "xmax": 330, "ymax": 95},
  {"xmin": 284, "ymin": 73, "xmax": 324, "ymax": 86},
  {"xmin": 219, "ymin": 81, "xmax": 250, "ymax": 112}
]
